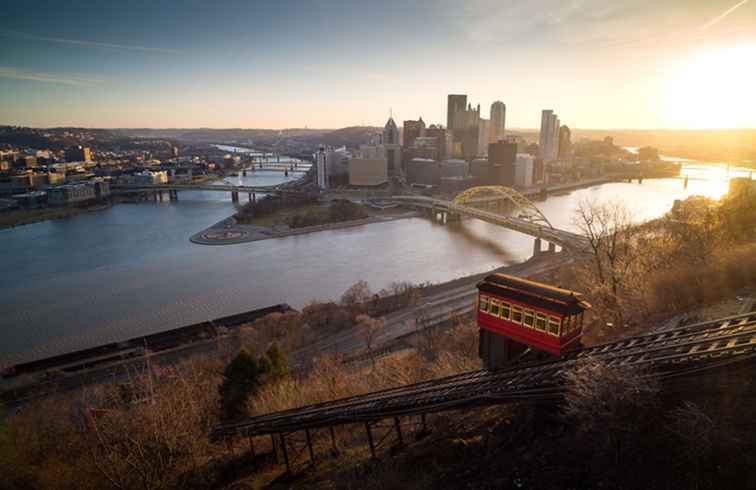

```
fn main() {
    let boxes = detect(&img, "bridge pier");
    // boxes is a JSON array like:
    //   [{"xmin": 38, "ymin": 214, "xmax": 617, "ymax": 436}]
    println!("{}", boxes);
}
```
[
  {"xmin": 533, "ymin": 237, "xmax": 542, "ymax": 257},
  {"xmin": 548, "ymin": 242, "xmax": 556, "ymax": 254},
  {"xmin": 169, "ymin": 190, "xmax": 178, "ymax": 201},
  {"xmin": 231, "ymin": 191, "xmax": 239, "ymax": 203},
  {"xmin": 242, "ymin": 169, "xmax": 247, "ymax": 177}
]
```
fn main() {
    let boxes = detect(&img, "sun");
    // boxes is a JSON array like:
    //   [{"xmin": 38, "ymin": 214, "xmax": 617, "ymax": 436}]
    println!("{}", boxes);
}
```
[{"xmin": 664, "ymin": 44, "xmax": 756, "ymax": 129}]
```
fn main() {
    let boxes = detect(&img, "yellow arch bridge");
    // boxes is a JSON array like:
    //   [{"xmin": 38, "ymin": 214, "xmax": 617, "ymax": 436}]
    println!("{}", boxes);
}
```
[{"xmin": 390, "ymin": 186, "xmax": 589, "ymax": 253}]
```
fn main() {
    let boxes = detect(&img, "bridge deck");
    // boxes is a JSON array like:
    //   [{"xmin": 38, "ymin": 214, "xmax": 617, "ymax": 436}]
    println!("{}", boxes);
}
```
[{"xmin": 390, "ymin": 195, "xmax": 589, "ymax": 251}]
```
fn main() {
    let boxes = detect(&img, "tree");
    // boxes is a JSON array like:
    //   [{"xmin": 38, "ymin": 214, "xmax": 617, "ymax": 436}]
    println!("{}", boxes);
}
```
[
  {"xmin": 666, "ymin": 196, "xmax": 727, "ymax": 263},
  {"xmin": 564, "ymin": 356, "xmax": 659, "ymax": 469},
  {"xmin": 219, "ymin": 344, "xmax": 289, "ymax": 421},
  {"xmin": 340, "ymin": 280, "xmax": 372, "ymax": 309},
  {"xmin": 357, "ymin": 314, "xmax": 384, "ymax": 367},
  {"xmin": 573, "ymin": 199, "xmax": 639, "ymax": 327},
  {"xmin": 218, "ymin": 349, "xmax": 261, "ymax": 420}
]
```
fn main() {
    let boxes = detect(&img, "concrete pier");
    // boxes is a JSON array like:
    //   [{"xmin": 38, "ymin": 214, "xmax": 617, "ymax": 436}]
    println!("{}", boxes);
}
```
[
  {"xmin": 533, "ymin": 237, "xmax": 542, "ymax": 257},
  {"xmin": 231, "ymin": 191, "xmax": 239, "ymax": 203}
]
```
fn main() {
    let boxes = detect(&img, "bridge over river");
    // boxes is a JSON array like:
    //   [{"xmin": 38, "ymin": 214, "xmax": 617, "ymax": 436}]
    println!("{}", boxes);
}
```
[
  {"xmin": 389, "ymin": 186, "xmax": 590, "ymax": 253},
  {"xmin": 111, "ymin": 182, "xmax": 306, "ymax": 203}
]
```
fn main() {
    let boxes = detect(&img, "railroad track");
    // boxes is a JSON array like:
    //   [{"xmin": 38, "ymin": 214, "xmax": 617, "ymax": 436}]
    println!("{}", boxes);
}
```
[{"xmin": 212, "ymin": 311, "xmax": 756, "ymax": 441}]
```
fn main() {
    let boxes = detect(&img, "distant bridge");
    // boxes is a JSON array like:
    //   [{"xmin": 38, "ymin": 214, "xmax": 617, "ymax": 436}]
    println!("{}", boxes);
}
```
[
  {"xmin": 111, "ymin": 183, "xmax": 306, "ymax": 203},
  {"xmin": 390, "ymin": 186, "xmax": 589, "ymax": 253}
]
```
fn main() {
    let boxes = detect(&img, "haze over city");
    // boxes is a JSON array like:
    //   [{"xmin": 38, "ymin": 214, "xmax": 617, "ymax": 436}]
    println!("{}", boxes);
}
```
[{"xmin": 2, "ymin": 0, "xmax": 755, "ymax": 129}]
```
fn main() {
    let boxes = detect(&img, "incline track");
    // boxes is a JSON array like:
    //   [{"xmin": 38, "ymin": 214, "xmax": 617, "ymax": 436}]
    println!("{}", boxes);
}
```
[{"xmin": 212, "ymin": 311, "xmax": 756, "ymax": 441}]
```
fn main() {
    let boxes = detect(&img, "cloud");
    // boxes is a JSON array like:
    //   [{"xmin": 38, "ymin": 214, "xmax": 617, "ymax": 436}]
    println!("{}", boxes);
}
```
[
  {"xmin": 701, "ymin": 0, "xmax": 750, "ymax": 30},
  {"xmin": 0, "ymin": 29, "xmax": 179, "ymax": 54},
  {"xmin": 0, "ymin": 67, "xmax": 104, "ymax": 86}
]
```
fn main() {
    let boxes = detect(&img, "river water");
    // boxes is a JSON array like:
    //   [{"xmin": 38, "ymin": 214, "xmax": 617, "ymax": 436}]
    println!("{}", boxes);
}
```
[{"xmin": 0, "ymin": 166, "xmax": 746, "ymax": 367}]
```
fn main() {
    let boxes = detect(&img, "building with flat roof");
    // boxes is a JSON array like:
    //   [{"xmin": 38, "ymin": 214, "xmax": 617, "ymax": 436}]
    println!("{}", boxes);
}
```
[
  {"xmin": 447, "ymin": 94, "xmax": 467, "ymax": 130},
  {"xmin": 65, "ymin": 146, "xmax": 92, "ymax": 163},
  {"xmin": 349, "ymin": 157, "xmax": 388, "ymax": 186},
  {"xmin": 490, "ymin": 101, "xmax": 506, "ymax": 143},
  {"xmin": 402, "ymin": 118, "xmax": 426, "ymax": 150}
]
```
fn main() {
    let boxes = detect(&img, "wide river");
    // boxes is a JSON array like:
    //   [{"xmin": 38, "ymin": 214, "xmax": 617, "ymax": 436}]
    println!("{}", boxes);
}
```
[{"xmin": 0, "ymin": 165, "xmax": 748, "ymax": 367}]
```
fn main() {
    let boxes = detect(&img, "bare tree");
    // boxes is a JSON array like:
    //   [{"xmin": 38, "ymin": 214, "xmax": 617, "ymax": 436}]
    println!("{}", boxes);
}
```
[
  {"xmin": 340, "ymin": 280, "xmax": 372, "ymax": 308},
  {"xmin": 564, "ymin": 356, "xmax": 659, "ymax": 468},
  {"xmin": 357, "ymin": 314, "xmax": 384, "ymax": 367},
  {"xmin": 666, "ymin": 401, "xmax": 736, "ymax": 490},
  {"xmin": 573, "ymin": 199, "xmax": 639, "ymax": 326}
]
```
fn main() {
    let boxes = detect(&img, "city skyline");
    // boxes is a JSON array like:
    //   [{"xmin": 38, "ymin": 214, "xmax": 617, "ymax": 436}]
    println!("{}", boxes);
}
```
[{"xmin": 1, "ymin": 0, "xmax": 755, "ymax": 130}]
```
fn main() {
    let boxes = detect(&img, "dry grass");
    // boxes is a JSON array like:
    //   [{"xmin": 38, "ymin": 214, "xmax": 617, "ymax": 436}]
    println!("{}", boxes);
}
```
[
  {"xmin": 249, "ymin": 322, "xmax": 480, "ymax": 417},
  {"xmin": 646, "ymin": 243, "xmax": 756, "ymax": 313}
]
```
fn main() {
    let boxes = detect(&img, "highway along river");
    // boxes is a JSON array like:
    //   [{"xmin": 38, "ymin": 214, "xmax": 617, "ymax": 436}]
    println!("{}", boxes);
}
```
[{"xmin": 0, "ymin": 167, "xmax": 740, "ymax": 367}]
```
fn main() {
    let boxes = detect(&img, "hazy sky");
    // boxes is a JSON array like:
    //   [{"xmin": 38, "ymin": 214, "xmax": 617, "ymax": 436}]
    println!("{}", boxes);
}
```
[{"xmin": 1, "ymin": 0, "xmax": 754, "ymax": 129}]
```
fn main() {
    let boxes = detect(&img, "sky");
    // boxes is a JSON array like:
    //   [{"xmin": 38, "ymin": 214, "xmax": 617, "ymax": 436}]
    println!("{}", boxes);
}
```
[{"xmin": 0, "ymin": 0, "xmax": 754, "ymax": 130}]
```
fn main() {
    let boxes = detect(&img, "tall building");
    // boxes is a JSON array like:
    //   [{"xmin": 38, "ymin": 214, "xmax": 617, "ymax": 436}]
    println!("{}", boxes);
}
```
[
  {"xmin": 477, "ymin": 118, "xmax": 490, "ymax": 157},
  {"xmin": 558, "ymin": 125, "xmax": 572, "ymax": 158},
  {"xmin": 314, "ymin": 146, "xmax": 328, "ymax": 190},
  {"xmin": 488, "ymin": 141, "xmax": 518, "ymax": 186},
  {"xmin": 458, "ymin": 103, "xmax": 481, "ymax": 160},
  {"xmin": 514, "ymin": 154, "xmax": 535, "ymax": 188},
  {"xmin": 381, "ymin": 117, "xmax": 401, "ymax": 172},
  {"xmin": 424, "ymin": 125, "xmax": 450, "ymax": 161},
  {"xmin": 383, "ymin": 117, "xmax": 400, "ymax": 145},
  {"xmin": 65, "ymin": 145, "xmax": 92, "ymax": 163},
  {"xmin": 402, "ymin": 117, "xmax": 426, "ymax": 149},
  {"xmin": 447, "ymin": 94, "xmax": 467, "ymax": 130},
  {"xmin": 489, "ymin": 101, "xmax": 506, "ymax": 143},
  {"xmin": 538, "ymin": 110, "xmax": 560, "ymax": 162}
]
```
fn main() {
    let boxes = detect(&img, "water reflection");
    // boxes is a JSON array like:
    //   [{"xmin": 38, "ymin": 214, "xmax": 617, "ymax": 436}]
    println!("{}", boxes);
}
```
[{"xmin": 0, "ymin": 167, "xmax": 750, "ymax": 366}]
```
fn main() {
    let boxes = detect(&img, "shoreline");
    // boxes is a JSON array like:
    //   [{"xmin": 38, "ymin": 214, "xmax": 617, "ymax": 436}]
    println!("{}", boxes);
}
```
[
  {"xmin": 188, "ymin": 176, "xmax": 619, "ymax": 246},
  {"xmin": 0, "ymin": 202, "xmax": 112, "ymax": 230},
  {"xmin": 0, "ymin": 251, "xmax": 567, "ymax": 407},
  {"xmin": 190, "ymin": 210, "xmax": 420, "ymax": 245}
]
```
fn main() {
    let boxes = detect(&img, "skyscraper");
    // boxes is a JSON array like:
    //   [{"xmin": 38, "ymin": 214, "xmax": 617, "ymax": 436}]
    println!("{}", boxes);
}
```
[
  {"xmin": 402, "ymin": 117, "xmax": 426, "ymax": 150},
  {"xmin": 538, "ymin": 110, "xmax": 560, "ymax": 162},
  {"xmin": 382, "ymin": 116, "xmax": 401, "ymax": 172},
  {"xmin": 447, "ymin": 94, "xmax": 467, "ymax": 130},
  {"xmin": 477, "ymin": 118, "xmax": 490, "ymax": 157},
  {"xmin": 489, "ymin": 101, "xmax": 506, "ymax": 143},
  {"xmin": 383, "ymin": 117, "xmax": 399, "ymax": 145},
  {"xmin": 314, "ymin": 146, "xmax": 328, "ymax": 190},
  {"xmin": 425, "ymin": 125, "xmax": 449, "ymax": 161},
  {"xmin": 558, "ymin": 125, "xmax": 572, "ymax": 158}
]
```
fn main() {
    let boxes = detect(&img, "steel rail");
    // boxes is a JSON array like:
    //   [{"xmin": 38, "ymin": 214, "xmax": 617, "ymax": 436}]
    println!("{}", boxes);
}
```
[{"xmin": 211, "ymin": 312, "xmax": 756, "ymax": 440}]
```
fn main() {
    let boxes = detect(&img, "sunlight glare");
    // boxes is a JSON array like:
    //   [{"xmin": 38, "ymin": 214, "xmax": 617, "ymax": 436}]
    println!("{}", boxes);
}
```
[{"xmin": 665, "ymin": 44, "xmax": 756, "ymax": 129}]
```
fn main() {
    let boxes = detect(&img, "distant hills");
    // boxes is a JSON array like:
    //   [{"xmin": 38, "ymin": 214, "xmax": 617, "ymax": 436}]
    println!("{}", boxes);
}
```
[{"xmin": 2, "ymin": 125, "xmax": 753, "ymax": 165}]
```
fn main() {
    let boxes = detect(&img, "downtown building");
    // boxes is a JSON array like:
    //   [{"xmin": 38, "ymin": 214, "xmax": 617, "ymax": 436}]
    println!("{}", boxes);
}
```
[
  {"xmin": 538, "ymin": 110, "xmax": 560, "ymax": 162},
  {"xmin": 489, "ymin": 101, "xmax": 506, "ymax": 143},
  {"xmin": 376, "ymin": 116, "xmax": 402, "ymax": 174}
]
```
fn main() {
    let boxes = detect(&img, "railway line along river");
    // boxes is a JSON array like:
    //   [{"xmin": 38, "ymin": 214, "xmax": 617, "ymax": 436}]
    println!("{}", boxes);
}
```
[{"xmin": 0, "ymin": 165, "xmax": 748, "ymax": 368}]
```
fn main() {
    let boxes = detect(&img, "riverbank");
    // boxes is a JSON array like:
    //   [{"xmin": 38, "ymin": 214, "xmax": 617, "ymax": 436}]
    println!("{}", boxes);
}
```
[
  {"xmin": 0, "ymin": 249, "xmax": 567, "ymax": 409},
  {"xmin": 0, "ymin": 202, "xmax": 112, "ymax": 230},
  {"xmin": 190, "ymin": 209, "xmax": 419, "ymax": 245}
]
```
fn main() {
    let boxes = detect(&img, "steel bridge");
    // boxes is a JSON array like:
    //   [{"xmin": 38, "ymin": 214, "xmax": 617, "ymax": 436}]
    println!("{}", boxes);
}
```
[
  {"xmin": 112, "ymin": 183, "xmax": 289, "ymax": 194},
  {"xmin": 390, "ymin": 186, "xmax": 589, "ymax": 252},
  {"xmin": 211, "ymin": 311, "xmax": 756, "ymax": 470}
]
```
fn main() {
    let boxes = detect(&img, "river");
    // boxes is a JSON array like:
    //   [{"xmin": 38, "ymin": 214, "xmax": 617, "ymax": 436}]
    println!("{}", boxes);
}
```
[{"xmin": 0, "ymin": 166, "xmax": 744, "ymax": 368}]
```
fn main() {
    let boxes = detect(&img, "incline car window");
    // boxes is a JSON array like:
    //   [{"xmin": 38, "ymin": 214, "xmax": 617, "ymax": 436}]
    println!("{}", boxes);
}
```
[
  {"xmin": 479, "ymin": 296, "xmax": 489, "ymax": 312},
  {"xmin": 512, "ymin": 306, "xmax": 522, "ymax": 324},
  {"xmin": 490, "ymin": 300, "xmax": 501, "ymax": 317},
  {"xmin": 501, "ymin": 302, "xmax": 511, "ymax": 320}
]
